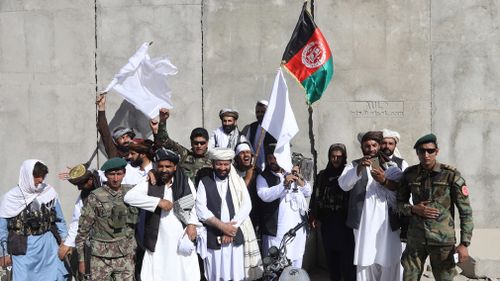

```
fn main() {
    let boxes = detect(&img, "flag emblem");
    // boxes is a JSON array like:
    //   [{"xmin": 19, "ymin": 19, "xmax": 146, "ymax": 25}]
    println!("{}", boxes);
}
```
[
  {"xmin": 302, "ymin": 41, "xmax": 327, "ymax": 68},
  {"xmin": 282, "ymin": 3, "xmax": 334, "ymax": 104}
]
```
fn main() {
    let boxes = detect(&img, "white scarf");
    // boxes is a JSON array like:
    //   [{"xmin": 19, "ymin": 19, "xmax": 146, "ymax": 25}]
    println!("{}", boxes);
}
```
[
  {"xmin": 0, "ymin": 159, "xmax": 58, "ymax": 218},
  {"xmin": 228, "ymin": 166, "xmax": 263, "ymax": 280}
]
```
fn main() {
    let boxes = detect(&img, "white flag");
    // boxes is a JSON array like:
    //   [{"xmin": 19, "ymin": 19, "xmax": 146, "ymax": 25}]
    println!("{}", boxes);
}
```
[
  {"xmin": 104, "ymin": 42, "xmax": 178, "ymax": 119},
  {"xmin": 261, "ymin": 68, "xmax": 299, "ymax": 173}
]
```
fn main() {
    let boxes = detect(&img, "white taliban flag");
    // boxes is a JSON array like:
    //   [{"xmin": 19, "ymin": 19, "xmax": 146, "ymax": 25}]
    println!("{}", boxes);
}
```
[
  {"xmin": 104, "ymin": 42, "xmax": 178, "ymax": 119},
  {"xmin": 261, "ymin": 68, "xmax": 299, "ymax": 173}
]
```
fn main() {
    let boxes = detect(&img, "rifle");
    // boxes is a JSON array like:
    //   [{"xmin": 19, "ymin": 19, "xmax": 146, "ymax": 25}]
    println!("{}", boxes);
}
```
[{"xmin": 0, "ymin": 240, "xmax": 12, "ymax": 281}]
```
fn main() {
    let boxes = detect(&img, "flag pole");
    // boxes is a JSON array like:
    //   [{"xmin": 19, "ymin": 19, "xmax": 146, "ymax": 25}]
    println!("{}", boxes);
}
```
[{"xmin": 307, "ymin": 0, "xmax": 319, "ymax": 179}]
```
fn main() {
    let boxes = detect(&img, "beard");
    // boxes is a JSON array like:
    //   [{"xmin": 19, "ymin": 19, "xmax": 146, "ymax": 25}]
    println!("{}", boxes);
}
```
[
  {"xmin": 157, "ymin": 171, "xmax": 174, "ymax": 185},
  {"xmin": 381, "ymin": 148, "xmax": 393, "ymax": 157},
  {"xmin": 214, "ymin": 170, "xmax": 229, "ymax": 180},
  {"xmin": 130, "ymin": 158, "xmax": 143, "ymax": 168},
  {"xmin": 222, "ymin": 125, "xmax": 235, "ymax": 134}
]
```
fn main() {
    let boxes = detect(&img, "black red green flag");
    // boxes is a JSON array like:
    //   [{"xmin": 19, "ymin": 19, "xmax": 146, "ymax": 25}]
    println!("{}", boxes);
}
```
[{"xmin": 282, "ymin": 3, "xmax": 334, "ymax": 104}]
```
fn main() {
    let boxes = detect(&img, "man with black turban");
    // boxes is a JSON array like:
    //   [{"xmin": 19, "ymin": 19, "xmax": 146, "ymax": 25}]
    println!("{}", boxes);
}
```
[
  {"xmin": 124, "ymin": 148, "xmax": 201, "ymax": 281},
  {"xmin": 338, "ymin": 132, "xmax": 403, "ymax": 281}
]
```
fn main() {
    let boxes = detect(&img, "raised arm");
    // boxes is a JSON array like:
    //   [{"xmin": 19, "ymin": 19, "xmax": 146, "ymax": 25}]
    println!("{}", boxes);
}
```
[{"xmin": 96, "ymin": 95, "xmax": 119, "ymax": 158}]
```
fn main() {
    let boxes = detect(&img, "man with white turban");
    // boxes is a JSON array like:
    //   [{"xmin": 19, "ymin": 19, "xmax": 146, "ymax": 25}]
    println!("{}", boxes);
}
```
[
  {"xmin": 196, "ymin": 148, "xmax": 262, "ymax": 280},
  {"xmin": 0, "ymin": 160, "xmax": 69, "ymax": 280},
  {"xmin": 381, "ymin": 129, "xmax": 408, "ymax": 171}
]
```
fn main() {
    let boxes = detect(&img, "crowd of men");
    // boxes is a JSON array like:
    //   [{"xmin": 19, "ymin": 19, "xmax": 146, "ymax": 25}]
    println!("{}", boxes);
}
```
[{"xmin": 0, "ymin": 95, "xmax": 473, "ymax": 281}]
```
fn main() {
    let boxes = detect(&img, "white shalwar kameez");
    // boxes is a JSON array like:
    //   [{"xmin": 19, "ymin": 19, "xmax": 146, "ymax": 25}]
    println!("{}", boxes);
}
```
[
  {"xmin": 124, "ymin": 178, "xmax": 201, "ymax": 281},
  {"xmin": 196, "ymin": 174, "xmax": 252, "ymax": 281},
  {"xmin": 63, "ymin": 195, "xmax": 83, "ymax": 247},
  {"xmin": 256, "ymin": 172, "xmax": 312, "ymax": 268},
  {"xmin": 338, "ymin": 163, "xmax": 402, "ymax": 281},
  {"xmin": 209, "ymin": 127, "xmax": 240, "ymax": 150}
]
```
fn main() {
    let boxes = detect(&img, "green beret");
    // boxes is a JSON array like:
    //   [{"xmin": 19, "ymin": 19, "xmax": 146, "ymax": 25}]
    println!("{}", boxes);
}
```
[
  {"xmin": 101, "ymin": 157, "xmax": 127, "ymax": 172},
  {"xmin": 413, "ymin": 133, "xmax": 437, "ymax": 149}
]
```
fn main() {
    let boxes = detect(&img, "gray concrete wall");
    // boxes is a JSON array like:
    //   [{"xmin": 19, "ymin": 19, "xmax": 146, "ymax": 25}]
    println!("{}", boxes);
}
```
[{"xmin": 0, "ymin": 0, "xmax": 498, "ymax": 259}]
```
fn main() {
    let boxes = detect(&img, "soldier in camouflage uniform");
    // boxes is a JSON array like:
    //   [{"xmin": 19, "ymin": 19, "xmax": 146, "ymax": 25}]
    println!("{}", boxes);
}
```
[
  {"xmin": 397, "ymin": 134, "xmax": 473, "ymax": 281},
  {"xmin": 151, "ymin": 108, "xmax": 211, "ymax": 183},
  {"xmin": 76, "ymin": 158, "xmax": 139, "ymax": 280}
]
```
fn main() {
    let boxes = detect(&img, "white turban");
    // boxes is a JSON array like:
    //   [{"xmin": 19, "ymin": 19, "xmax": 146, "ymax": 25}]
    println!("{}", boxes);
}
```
[
  {"xmin": 235, "ymin": 142, "xmax": 252, "ymax": 155},
  {"xmin": 208, "ymin": 148, "xmax": 235, "ymax": 161},
  {"xmin": 257, "ymin": 100, "xmax": 268, "ymax": 106},
  {"xmin": 382, "ymin": 129, "xmax": 400, "ymax": 143}
]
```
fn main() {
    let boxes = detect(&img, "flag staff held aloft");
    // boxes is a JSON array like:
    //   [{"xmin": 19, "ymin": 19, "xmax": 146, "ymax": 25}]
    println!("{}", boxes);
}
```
[{"xmin": 280, "ymin": 0, "xmax": 334, "ymax": 178}]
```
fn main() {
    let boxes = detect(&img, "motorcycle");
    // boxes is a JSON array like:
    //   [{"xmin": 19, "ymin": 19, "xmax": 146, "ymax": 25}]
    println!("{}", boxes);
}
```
[{"xmin": 262, "ymin": 221, "xmax": 310, "ymax": 281}]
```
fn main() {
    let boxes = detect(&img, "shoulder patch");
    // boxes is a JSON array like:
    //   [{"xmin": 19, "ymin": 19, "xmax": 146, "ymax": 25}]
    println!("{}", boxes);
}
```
[
  {"xmin": 461, "ymin": 185, "xmax": 469, "ymax": 196},
  {"xmin": 454, "ymin": 176, "xmax": 466, "ymax": 189}
]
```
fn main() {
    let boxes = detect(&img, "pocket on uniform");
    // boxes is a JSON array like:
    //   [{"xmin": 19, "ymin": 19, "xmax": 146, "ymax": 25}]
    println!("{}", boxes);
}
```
[
  {"xmin": 436, "ymin": 245, "xmax": 456, "ymax": 269},
  {"xmin": 7, "ymin": 231, "xmax": 27, "ymax": 255}
]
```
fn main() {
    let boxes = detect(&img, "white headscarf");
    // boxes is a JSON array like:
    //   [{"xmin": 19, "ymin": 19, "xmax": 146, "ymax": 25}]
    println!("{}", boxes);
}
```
[
  {"xmin": 0, "ymin": 159, "xmax": 58, "ymax": 218},
  {"xmin": 382, "ymin": 128, "xmax": 402, "ymax": 158},
  {"xmin": 208, "ymin": 147, "xmax": 235, "ymax": 161}
]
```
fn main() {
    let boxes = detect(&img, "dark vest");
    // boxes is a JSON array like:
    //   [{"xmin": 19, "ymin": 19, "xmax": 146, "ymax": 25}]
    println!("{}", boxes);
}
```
[
  {"xmin": 391, "ymin": 156, "xmax": 404, "ymax": 170},
  {"xmin": 143, "ymin": 184, "xmax": 166, "ymax": 252},
  {"xmin": 259, "ymin": 169, "xmax": 281, "ymax": 236},
  {"xmin": 201, "ymin": 176, "xmax": 244, "ymax": 250},
  {"xmin": 345, "ymin": 159, "xmax": 369, "ymax": 229},
  {"xmin": 143, "ymin": 177, "xmax": 192, "ymax": 252},
  {"xmin": 345, "ymin": 159, "xmax": 400, "ymax": 231},
  {"xmin": 248, "ymin": 122, "xmax": 276, "ymax": 151}
]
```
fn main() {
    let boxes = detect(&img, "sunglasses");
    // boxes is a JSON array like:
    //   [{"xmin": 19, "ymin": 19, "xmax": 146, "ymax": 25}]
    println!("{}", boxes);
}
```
[
  {"xmin": 192, "ymin": 141, "xmax": 207, "ymax": 146},
  {"xmin": 417, "ymin": 148, "xmax": 437, "ymax": 155}
]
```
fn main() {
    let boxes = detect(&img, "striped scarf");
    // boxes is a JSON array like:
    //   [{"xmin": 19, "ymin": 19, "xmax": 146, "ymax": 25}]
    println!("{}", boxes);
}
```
[{"xmin": 228, "ymin": 166, "xmax": 263, "ymax": 280}]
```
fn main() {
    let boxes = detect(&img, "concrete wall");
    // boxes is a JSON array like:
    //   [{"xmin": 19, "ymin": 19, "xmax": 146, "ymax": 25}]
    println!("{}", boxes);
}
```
[{"xmin": 1, "ymin": 0, "xmax": 499, "ymax": 252}]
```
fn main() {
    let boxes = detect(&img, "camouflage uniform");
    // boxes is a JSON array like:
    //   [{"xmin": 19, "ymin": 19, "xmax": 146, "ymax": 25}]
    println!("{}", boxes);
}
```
[
  {"xmin": 397, "ymin": 162, "xmax": 473, "ymax": 281},
  {"xmin": 154, "ymin": 120, "xmax": 211, "ymax": 183},
  {"xmin": 76, "ymin": 184, "xmax": 138, "ymax": 281}
]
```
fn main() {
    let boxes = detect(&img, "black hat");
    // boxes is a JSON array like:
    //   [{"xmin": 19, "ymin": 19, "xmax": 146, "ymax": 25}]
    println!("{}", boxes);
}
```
[{"xmin": 154, "ymin": 148, "xmax": 180, "ymax": 164}]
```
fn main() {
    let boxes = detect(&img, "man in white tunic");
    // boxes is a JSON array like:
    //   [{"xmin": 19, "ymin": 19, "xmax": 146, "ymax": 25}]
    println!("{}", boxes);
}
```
[
  {"xmin": 57, "ymin": 164, "xmax": 101, "ymax": 276},
  {"xmin": 338, "ymin": 131, "xmax": 402, "ymax": 281},
  {"xmin": 122, "ymin": 140, "xmax": 154, "ymax": 185},
  {"xmin": 209, "ymin": 109, "xmax": 241, "ymax": 150},
  {"xmin": 196, "ymin": 148, "xmax": 256, "ymax": 281},
  {"xmin": 256, "ymin": 149, "xmax": 311, "ymax": 268},
  {"xmin": 124, "ymin": 148, "xmax": 201, "ymax": 281}
]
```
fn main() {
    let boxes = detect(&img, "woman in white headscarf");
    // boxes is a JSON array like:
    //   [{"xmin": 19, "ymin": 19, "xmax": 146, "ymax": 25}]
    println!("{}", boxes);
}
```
[{"xmin": 0, "ymin": 159, "xmax": 69, "ymax": 281}]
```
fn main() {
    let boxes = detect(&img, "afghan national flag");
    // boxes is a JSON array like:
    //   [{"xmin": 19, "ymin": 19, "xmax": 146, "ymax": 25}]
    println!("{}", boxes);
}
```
[{"xmin": 282, "ymin": 3, "xmax": 334, "ymax": 104}]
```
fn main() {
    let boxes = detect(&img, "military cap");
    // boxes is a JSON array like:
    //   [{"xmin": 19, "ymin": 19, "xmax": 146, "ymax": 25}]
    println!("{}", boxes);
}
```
[
  {"xmin": 68, "ymin": 164, "xmax": 91, "ymax": 186},
  {"xmin": 218, "ymin": 108, "xmax": 239, "ymax": 120},
  {"xmin": 413, "ymin": 133, "xmax": 437, "ymax": 149},
  {"xmin": 154, "ymin": 148, "xmax": 180, "ymax": 164},
  {"xmin": 101, "ymin": 157, "xmax": 127, "ymax": 172}
]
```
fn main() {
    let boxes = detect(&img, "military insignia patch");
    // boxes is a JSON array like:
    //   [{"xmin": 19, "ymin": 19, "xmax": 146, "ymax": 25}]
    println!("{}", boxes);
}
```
[{"xmin": 461, "ymin": 185, "xmax": 469, "ymax": 196}]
